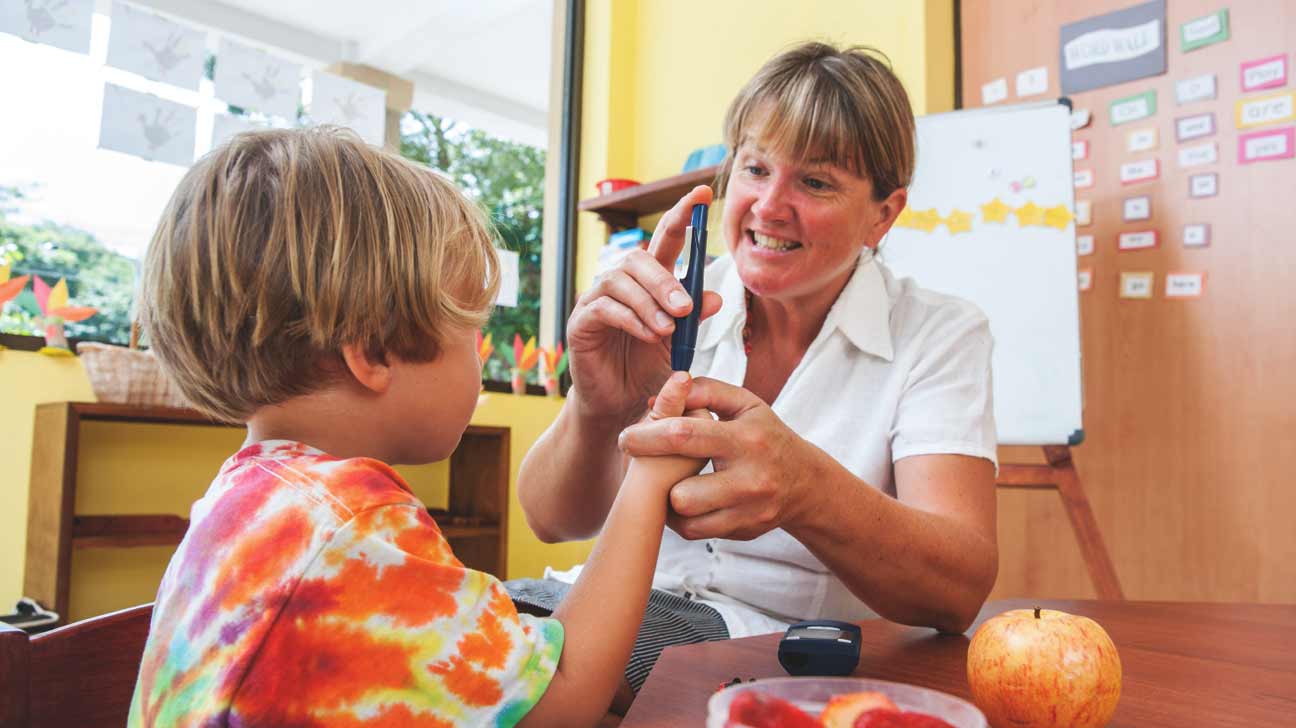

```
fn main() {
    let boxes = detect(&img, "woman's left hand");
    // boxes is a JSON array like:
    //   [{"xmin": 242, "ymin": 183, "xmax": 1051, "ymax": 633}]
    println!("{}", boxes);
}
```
[{"xmin": 617, "ymin": 377, "xmax": 821, "ymax": 541}]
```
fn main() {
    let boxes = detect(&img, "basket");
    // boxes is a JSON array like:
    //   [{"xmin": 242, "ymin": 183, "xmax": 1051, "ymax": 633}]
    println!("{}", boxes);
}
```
[{"xmin": 76, "ymin": 342, "xmax": 190, "ymax": 409}]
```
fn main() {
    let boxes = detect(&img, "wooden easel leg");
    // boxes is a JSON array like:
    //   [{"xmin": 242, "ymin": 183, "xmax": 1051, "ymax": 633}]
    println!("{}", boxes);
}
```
[{"xmin": 1043, "ymin": 446, "xmax": 1124, "ymax": 600}]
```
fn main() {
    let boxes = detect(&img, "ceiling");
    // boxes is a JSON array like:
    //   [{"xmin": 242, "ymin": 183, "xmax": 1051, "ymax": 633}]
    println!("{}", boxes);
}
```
[{"xmin": 129, "ymin": 0, "xmax": 554, "ymax": 146}]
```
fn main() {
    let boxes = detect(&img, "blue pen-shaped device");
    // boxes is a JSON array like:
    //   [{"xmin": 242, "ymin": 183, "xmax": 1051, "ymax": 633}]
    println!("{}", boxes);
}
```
[{"xmin": 670, "ymin": 203, "xmax": 707, "ymax": 371}]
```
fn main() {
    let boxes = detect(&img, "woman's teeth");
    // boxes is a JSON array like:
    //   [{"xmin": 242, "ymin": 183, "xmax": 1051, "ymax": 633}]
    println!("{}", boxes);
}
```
[{"xmin": 751, "ymin": 231, "xmax": 801, "ymax": 251}]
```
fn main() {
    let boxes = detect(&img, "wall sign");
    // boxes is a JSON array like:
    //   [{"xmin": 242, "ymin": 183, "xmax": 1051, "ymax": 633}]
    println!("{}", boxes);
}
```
[
  {"xmin": 1127, "ymin": 126, "xmax": 1159, "ymax": 152},
  {"xmin": 1240, "ymin": 54, "xmax": 1288, "ymax": 93},
  {"xmin": 1178, "ymin": 142, "xmax": 1218, "ymax": 168},
  {"xmin": 1183, "ymin": 223, "xmax": 1211, "ymax": 248},
  {"xmin": 1123, "ymin": 195, "xmax": 1151, "ymax": 221},
  {"xmin": 1180, "ymin": 9, "xmax": 1230, "ymax": 52},
  {"xmin": 1189, "ymin": 173, "xmax": 1219, "ymax": 198},
  {"xmin": 1120, "ymin": 158, "xmax": 1160, "ymax": 184},
  {"xmin": 1176, "ymin": 113, "xmax": 1216, "ymax": 141},
  {"xmin": 1235, "ymin": 91, "xmax": 1295, "ymax": 129},
  {"xmin": 1061, "ymin": 0, "xmax": 1167, "ymax": 94},
  {"xmin": 1238, "ymin": 127, "xmax": 1295, "ymax": 164},
  {"xmin": 1176, "ymin": 73, "xmax": 1218, "ymax": 105},
  {"xmin": 1120, "ymin": 271, "xmax": 1155, "ymax": 299},
  {"xmin": 1111, "ymin": 90, "xmax": 1158, "ymax": 125},
  {"xmin": 1119, "ymin": 230, "xmax": 1159, "ymax": 251},
  {"xmin": 1165, "ymin": 272, "xmax": 1206, "ymax": 298}
]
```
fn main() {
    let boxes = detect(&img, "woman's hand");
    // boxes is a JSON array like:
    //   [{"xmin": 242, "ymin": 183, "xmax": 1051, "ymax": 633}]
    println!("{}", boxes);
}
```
[
  {"xmin": 617, "ymin": 377, "xmax": 823, "ymax": 540},
  {"xmin": 566, "ymin": 185, "xmax": 723, "ymax": 424},
  {"xmin": 627, "ymin": 372, "xmax": 713, "ymax": 489}
]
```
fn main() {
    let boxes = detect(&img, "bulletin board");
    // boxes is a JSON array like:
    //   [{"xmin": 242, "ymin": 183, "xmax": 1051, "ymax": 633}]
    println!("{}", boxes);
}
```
[{"xmin": 960, "ymin": 0, "xmax": 1296, "ymax": 603}]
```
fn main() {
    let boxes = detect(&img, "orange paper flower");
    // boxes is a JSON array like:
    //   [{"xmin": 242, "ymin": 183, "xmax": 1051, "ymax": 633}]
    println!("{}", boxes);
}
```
[{"xmin": 511, "ymin": 334, "xmax": 539, "ymax": 371}]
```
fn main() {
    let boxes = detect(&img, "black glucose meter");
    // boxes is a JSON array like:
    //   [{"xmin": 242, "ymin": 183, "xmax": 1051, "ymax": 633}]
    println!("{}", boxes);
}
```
[{"xmin": 777, "ymin": 619, "xmax": 863, "ymax": 677}]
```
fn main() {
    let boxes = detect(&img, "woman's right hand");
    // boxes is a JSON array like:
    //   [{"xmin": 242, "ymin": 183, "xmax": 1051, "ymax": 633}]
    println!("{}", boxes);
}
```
[{"xmin": 565, "ymin": 184, "xmax": 723, "ymax": 423}]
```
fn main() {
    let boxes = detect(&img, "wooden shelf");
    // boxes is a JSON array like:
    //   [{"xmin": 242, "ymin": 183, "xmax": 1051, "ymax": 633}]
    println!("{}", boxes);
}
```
[
  {"xmin": 25, "ymin": 401, "xmax": 511, "ymax": 623},
  {"xmin": 577, "ymin": 164, "xmax": 719, "ymax": 230}
]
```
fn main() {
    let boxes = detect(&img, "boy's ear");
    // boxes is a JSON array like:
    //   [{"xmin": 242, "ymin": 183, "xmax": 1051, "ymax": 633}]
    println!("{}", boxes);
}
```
[{"xmin": 341, "ymin": 343, "xmax": 393, "ymax": 394}]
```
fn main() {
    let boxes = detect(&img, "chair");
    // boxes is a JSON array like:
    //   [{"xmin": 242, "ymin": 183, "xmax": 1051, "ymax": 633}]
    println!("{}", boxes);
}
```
[{"xmin": 0, "ymin": 603, "xmax": 153, "ymax": 728}]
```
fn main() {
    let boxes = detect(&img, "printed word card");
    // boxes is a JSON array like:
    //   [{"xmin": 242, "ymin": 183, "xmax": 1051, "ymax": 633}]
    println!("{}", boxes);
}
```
[
  {"xmin": 1183, "ymin": 223, "xmax": 1211, "ymax": 248},
  {"xmin": 1119, "ymin": 230, "xmax": 1158, "ymax": 251},
  {"xmin": 1120, "ymin": 272, "xmax": 1154, "ymax": 299},
  {"xmin": 1236, "ymin": 91, "xmax": 1295, "ymax": 130},
  {"xmin": 1176, "ymin": 73, "xmax": 1217, "ymax": 105},
  {"xmin": 1077, "ymin": 234, "xmax": 1095, "ymax": 256},
  {"xmin": 1127, "ymin": 127, "xmax": 1159, "ymax": 152},
  {"xmin": 1178, "ymin": 142, "xmax": 1218, "ymax": 168},
  {"xmin": 1176, "ymin": 113, "xmax": 1216, "ymax": 141},
  {"xmin": 1189, "ymin": 173, "xmax": 1219, "ymax": 198},
  {"xmin": 1120, "ymin": 158, "xmax": 1160, "ymax": 184},
  {"xmin": 1165, "ymin": 272, "xmax": 1206, "ymax": 298},
  {"xmin": 1241, "ymin": 54, "xmax": 1288, "ymax": 93},
  {"xmin": 1123, "ymin": 196, "xmax": 1151, "ymax": 222},
  {"xmin": 1239, "ymin": 127, "xmax": 1295, "ymax": 164}
]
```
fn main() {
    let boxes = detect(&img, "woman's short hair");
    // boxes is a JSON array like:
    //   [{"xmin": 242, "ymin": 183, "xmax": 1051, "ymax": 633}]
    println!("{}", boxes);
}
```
[
  {"xmin": 718, "ymin": 41, "xmax": 916, "ymax": 201},
  {"xmin": 139, "ymin": 126, "xmax": 500, "ymax": 422}
]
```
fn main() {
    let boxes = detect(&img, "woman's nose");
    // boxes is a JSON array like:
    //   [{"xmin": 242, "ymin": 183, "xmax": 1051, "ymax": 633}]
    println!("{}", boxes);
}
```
[{"xmin": 751, "ymin": 180, "xmax": 793, "ymax": 222}]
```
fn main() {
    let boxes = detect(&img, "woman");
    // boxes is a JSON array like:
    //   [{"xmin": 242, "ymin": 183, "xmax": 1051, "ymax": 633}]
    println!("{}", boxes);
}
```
[{"xmin": 512, "ymin": 41, "xmax": 998, "ymax": 698}]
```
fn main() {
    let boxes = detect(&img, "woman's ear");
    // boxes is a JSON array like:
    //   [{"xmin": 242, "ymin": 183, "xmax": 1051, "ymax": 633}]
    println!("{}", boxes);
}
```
[
  {"xmin": 876, "ymin": 187, "xmax": 909, "ymax": 231},
  {"xmin": 341, "ymin": 343, "xmax": 393, "ymax": 394}
]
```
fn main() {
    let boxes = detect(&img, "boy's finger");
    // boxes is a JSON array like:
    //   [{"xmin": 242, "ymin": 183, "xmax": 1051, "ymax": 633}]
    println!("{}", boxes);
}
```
[{"xmin": 649, "ymin": 371, "xmax": 691, "ymax": 420}]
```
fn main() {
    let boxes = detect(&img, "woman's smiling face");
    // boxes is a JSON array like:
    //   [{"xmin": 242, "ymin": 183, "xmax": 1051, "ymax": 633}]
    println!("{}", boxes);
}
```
[{"xmin": 722, "ymin": 140, "xmax": 901, "ymax": 303}]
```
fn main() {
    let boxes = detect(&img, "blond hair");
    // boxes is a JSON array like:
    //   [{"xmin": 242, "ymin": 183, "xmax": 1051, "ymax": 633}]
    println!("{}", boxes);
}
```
[
  {"xmin": 140, "ymin": 126, "xmax": 500, "ymax": 422},
  {"xmin": 717, "ymin": 41, "xmax": 916, "ymax": 200}
]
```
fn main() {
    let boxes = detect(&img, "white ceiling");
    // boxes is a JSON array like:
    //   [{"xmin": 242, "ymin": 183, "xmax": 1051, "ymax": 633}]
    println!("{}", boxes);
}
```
[{"xmin": 129, "ymin": 0, "xmax": 553, "ymax": 146}]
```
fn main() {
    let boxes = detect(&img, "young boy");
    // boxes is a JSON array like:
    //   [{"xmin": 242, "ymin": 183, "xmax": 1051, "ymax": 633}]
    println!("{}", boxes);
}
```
[{"xmin": 129, "ymin": 127, "xmax": 706, "ymax": 727}]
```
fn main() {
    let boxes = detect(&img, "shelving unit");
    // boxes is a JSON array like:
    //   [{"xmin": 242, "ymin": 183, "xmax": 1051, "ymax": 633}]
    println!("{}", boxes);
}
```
[
  {"xmin": 577, "ymin": 164, "xmax": 720, "ymax": 231},
  {"xmin": 24, "ymin": 402, "xmax": 509, "ymax": 624}
]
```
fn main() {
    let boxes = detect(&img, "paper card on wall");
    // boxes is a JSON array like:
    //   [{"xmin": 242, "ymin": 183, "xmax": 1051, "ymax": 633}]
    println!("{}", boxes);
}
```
[
  {"xmin": 1072, "ymin": 140, "xmax": 1090, "ymax": 160},
  {"xmin": 1240, "ymin": 54, "xmax": 1288, "ymax": 93},
  {"xmin": 1060, "ymin": 0, "xmax": 1166, "ymax": 94},
  {"xmin": 494, "ymin": 249, "xmax": 519, "ymax": 307},
  {"xmin": 98, "ymin": 83, "xmax": 197, "ymax": 167},
  {"xmin": 1183, "ymin": 223, "xmax": 1211, "ymax": 247},
  {"xmin": 1073, "ymin": 169, "xmax": 1095, "ymax": 188},
  {"xmin": 1122, "ymin": 195, "xmax": 1151, "ymax": 221},
  {"xmin": 106, "ymin": 3, "xmax": 206, "ymax": 90},
  {"xmin": 1070, "ymin": 108, "xmax": 1092, "ymax": 130},
  {"xmin": 1077, "ymin": 234, "xmax": 1095, "ymax": 256},
  {"xmin": 1165, "ymin": 272, "xmax": 1205, "ymax": 298},
  {"xmin": 1176, "ymin": 113, "xmax": 1215, "ymax": 141},
  {"xmin": 210, "ymin": 113, "xmax": 266, "ymax": 150},
  {"xmin": 1015, "ymin": 66, "xmax": 1049, "ymax": 97},
  {"xmin": 0, "ymin": 0, "xmax": 93, "ymax": 54},
  {"xmin": 1189, "ymin": 172, "xmax": 1218, "ymax": 198},
  {"xmin": 981, "ymin": 77, "xmax": 1008, "ymax": 105},
  {"xmin": 1118, "ymin": 230, "xmax": 1158, "ymax": 251},
  {"xmin": 1120, "ymin": 158, "xmax": 1160, "ymax": 184},
  {"xmin": 1235, "ymin": 91, "xmax": 1295, "ymax": 129},
  {"xmin": 1119, "ymin": 271, "xmax": 1154, "ymax": 299},
  {"xmin": 310, "ymin": 71, "xmax": 387, "ymax": 146},
  {"xmin": 1238, "ymin": 126, "xmax": 1295, "ymax": 164},
  {"xmin": 1178, "ymin": 142, "xmax": 1218, "ymax": 168},
  {"xmin": 1110, "ymin": 90, "xmax": 1157, "ymax": 126},
  {"xmin": 1176, "ymin": 73, "xmax": 1217, "ymax": 105},
  {"xmin": 214, "ymin": 38, "xmax": 301, "ymax": 120},
  {"xmin": 1075, "ymin": 199, "xmax": 1092, "ymax": 226},
  {"xmin": 1180, "ymin": 9, "xmax": 1229, "ymax": 52},
  {"xmin": 1078, "ymin": 269, "xmax": 1093, "ymax": 291},
  {"xmin": 1127, "ymin": 126, "xmax": 1159, "ymax": 152}
]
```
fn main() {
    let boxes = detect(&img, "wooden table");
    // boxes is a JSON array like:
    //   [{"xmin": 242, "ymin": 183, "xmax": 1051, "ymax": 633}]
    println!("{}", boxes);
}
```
[{"xmin": 622, "ymin": 599, "xmax": 1296, "ymax": 727}]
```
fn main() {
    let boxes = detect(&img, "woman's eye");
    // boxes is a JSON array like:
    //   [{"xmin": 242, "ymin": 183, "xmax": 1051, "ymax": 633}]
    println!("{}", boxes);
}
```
[
  {"xmin": 804, "ymin": 177, "xmax": 829, "ymax": 191},
  {"xmin": 745, "ymin": 164, "xmax": 767, "ymax": 176}
]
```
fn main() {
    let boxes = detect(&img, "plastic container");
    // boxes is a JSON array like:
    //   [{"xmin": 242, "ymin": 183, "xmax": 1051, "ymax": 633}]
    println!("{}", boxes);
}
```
[
  {"xmin": 594, "ymin": 177, "xmax": 640, "ymax": 195},
  {"xmin": 707, "ymin": 677, "xmax": 987, "ymax": 728}
]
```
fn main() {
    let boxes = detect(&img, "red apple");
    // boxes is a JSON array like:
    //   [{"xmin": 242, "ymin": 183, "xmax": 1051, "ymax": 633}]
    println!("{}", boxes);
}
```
[{"xmin": 967, "ymin": 607, "xmax": 1121, "ymax": 728}]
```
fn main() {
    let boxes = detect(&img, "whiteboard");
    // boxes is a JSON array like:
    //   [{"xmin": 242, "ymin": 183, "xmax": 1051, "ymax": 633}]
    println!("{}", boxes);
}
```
[{"xmin": 882, "ymin": 101, "xmax": 1082, "ymax": 446}]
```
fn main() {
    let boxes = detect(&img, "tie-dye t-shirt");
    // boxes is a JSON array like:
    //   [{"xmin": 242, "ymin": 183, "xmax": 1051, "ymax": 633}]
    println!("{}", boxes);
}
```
[{"xmin": 128, "ymin": 440, "xmax": 563, "ymax": 727}]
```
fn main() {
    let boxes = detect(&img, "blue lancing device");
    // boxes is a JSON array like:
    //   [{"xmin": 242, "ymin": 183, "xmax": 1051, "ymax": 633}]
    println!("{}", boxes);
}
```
[{"xmin": 671, "ymin": 203, "xmax": 707, "ymax": 371}]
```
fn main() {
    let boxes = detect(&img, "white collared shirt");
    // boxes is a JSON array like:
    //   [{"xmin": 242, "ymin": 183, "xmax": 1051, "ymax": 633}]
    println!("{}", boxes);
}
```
[{"xmin": 550, "ymin": 250, "xmax": 997, "ymax": 638}]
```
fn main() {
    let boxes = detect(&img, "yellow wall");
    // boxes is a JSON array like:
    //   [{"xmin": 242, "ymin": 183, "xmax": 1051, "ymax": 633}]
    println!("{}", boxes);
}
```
[
  {"xmin": 1, "ymin": 350, "xmax": 591, "ymax": 620},
  {"xmin": 576, "ymin": 0, "xmax": 956, "ymax": 290}
]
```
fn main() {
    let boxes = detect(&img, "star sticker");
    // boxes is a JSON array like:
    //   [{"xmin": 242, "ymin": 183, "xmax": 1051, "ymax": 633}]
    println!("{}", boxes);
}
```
[
  {"xmin": 1015, "ymin": 201, "xmax": 1046, "ymax": 227},
  {"xmin": 1043, "ymin": 204, "xmax": 1074, "ymax": 230},
  {"xmin": 912, "ymin": 208, "xmax": 943, "ymax": 233},
  {"xmin": 944, "ymin": 209, "xmax": 974, "ymax": 234},
  {"xmin": 980, "ymin": 197, "xmax": 1012, "ymax": 224}
]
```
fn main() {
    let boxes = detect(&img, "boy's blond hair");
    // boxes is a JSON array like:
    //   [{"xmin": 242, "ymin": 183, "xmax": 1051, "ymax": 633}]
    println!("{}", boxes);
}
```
[
  {"xmin": 717, "ymin": 41, "xmax": 916, "ymax": 201},
  {"xmin": 140, "ymin": 126, "xmax": 500, "ymax": 422}
]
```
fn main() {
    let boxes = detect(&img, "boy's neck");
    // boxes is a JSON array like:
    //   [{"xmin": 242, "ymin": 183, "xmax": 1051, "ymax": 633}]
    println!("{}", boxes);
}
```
[{"xmin": 244, "ymin": 388, "xmax": 397, "ymax": 463}]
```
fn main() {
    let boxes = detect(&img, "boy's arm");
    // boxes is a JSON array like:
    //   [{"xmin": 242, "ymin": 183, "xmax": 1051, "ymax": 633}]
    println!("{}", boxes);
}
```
[{"xmin": 519, "ymin": 373, "xmax": 703, "ymax": 728}]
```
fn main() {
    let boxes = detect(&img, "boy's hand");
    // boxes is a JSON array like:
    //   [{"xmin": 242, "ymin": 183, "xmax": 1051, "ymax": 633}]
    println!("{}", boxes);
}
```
[{"xmin": 627, "ymin": 371, "xmax": 710, "ymax": 487}]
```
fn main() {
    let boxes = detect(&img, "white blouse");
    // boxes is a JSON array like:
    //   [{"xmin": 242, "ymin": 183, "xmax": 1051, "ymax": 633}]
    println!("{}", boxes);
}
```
[{"xmin": 550, "ymin": 249, "xmax": 997, "ymax": 638}]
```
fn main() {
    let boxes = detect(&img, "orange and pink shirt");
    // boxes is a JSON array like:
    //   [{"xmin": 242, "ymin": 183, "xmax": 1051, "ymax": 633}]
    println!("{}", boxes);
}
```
[{"xmin": 129, "ymin": 440, "xmax": 563, "ymax": 727}]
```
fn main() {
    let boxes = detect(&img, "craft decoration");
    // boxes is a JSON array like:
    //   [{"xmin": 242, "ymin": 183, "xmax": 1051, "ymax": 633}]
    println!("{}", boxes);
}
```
[
  {"xmin": 105, "ymin": 3, "xmax": 205, "ymax": 90},
  {"xmin": 0, "ymin": 0, "xmax": 93, "ymax": 54},
  {"xmin": 30, "ymin": 275, "xmax": 96, "ymax": 354},
  {"xmin": 309, "ymin": 70, "xmax": 387, "ymax": 146},
  {"xmin": 1165, "ymin": 272, "xmax": 1206, "ymax": 298},
  {"xmin": 980, "ymin": 198, "xmax": 1012, "ymax": 224},
  {"xmin": 1009, "ymin": 176, "xmax": 1037, "ymax": 193},
  {"xmin": 98, "ymin": 83, "xmax": 197, "ymax": 167},
  {"xmin": 1043, "ymin": 205, "xmax": 1073, "ymax": 230},
  {"xmin": 503, "ymin": 334, "xmax": 539, "ymax": 394},
  {"xmin": 1238, "ymin": 126, "xmax": 1295, "ymax": 164},
  {"xmin": 213, "ymin": 38, "xmax": 301, "ymax": 120},
  {"xmin": 0, "ymin": 264, "xmax": 31, "ymax": 350},
  {"xmin": 1119, "ymin": 272, "xmax": 1155, "ymax": 299},
  {"xmin": 1235, "ymin": 91, "xmax": 1295, "ymax": 130},
  {"xmin": 1176, "ymin": 74, "xmax": 1218, "ymax": 105},
  {"xmin": 539, "ymin": 343, "xmax": 569, "ymax": 396},
  {"xmin": 476, "ymin": 330, "xmax": 494, "ymax": 368},
  {"xmin": 892, "ymin": 199, "xmax": 1073, "ymax": 233},
  {"xmin": 1180, "ymin": 9, "xmax": 1229, "ymax": 52},
  {"xmin": 1014, "ymin": 202, "xmax": 1046, "ymax": 227},
  {"xmin": 1060, "ymin": 0, "xmax": 1166, "ymax": 94},
  {"xmin": 1240, "ymin": 54, "xmax": 1287, "ymax": 93},
  {"xmin": 943, "ymin": 209, "xmax": 974, "ymax": 234}
]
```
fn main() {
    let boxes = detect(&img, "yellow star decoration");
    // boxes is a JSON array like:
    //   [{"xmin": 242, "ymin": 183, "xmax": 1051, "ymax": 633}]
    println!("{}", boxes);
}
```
[
  {"xmin": 1015, "ymin": 201, "xmax": 1046, "ymax": 227},
  {"xmin": 912, "ymin": 208, "xmax": 943, "ymax": 233},
  {"xmin": 944, "ymin": 209, "xmax": 974, "ymax": 234},
  {"xmin": 1043, "ymin": 204, "xmax": 1074, "ymax": 230},
  {"xmin": 893, "ymin": 207, "xmax": 917, "ymax": 229},
  {"xmin": 980, "ymin": 197, "xmax": 1012, "ymax": 224}
]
